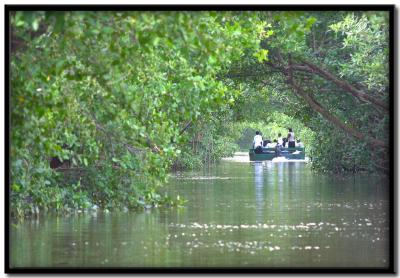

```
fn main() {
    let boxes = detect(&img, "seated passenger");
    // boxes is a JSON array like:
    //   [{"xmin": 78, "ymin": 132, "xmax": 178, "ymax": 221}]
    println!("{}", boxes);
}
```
[
  {"xmin": 274, "ymin": 139, "xmax": 282, "ymax": 157},
  {"xmin": 267, "ymin": 140, "xmax": 277, "ymax": 148},
  {"xmin": 296, "ymin": 139, "xmax": 304, "ymax": 147},
  {"xmin": 263, "ymin": 139, "xmax": 271, "ymax": 147},
  {"xmin": 282, "ymin": 137, "xmax": 287, "ymax": 148},
  {"xmin": 277, "ymin": 133, "xmax": 283, "ymax": 146}
]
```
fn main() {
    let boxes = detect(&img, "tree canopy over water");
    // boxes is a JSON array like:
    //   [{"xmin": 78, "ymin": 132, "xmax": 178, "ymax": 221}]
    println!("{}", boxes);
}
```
[{"xmin": 10, "ymin": 10, "xmax": 390, "ymax": 217}]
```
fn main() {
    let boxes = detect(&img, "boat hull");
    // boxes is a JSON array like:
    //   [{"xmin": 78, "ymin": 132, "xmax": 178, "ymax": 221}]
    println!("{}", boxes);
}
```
[{"xmin": 249, "ymin": 147, "xmax": 305, "ymax": 161}]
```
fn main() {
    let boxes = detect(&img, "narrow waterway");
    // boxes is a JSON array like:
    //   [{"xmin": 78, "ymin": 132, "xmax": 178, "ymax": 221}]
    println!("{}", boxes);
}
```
[{"xmin": 10, "ymin": 160, "xmax": 389, "ymax": 268}]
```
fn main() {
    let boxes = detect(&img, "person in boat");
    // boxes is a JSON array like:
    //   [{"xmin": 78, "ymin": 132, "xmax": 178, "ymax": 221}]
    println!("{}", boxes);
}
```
[
  {"xmin": 263, "ymin": 139, "xmax": 271, "ymax": 147},
  {"xmin": 282, "ymin": 137, "xmax": 287, "ymax": 148},
  {"xmin": 265, "ymin": 140, "xmax": 275, "ymax": 148},
  {"xmin": 287, "ymin": 128, "xmax": 296, "ymax": 148},
  {"xmin": 296, "ymin": 139, "xmax": 304, "ymax": 147},
  {"xmin": 253, "ymin": 131, "xmax": 263, "ymax": 154},
  {"xmin": 277, "ymin": 133, "xmax": 283, "ymax": 146},
  {"xmin": 273, "ymin": 139, "xmax": 281, "ymax": 157}
]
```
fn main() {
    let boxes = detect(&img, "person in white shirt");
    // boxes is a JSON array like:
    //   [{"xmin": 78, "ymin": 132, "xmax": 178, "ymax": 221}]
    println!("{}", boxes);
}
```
[
  {"xmin": 287, "ymin": 128, "xmax": 295, "ymax": 148},
  {"xmin": 296, "ymin": 139, "xmax": 304, "ymax": 147},
  {"xmin": 267, "ymin": 140, "xmax": 276, "ymax": 148},
  {"xmin": 253, "ymin": 131, "xmax": 263, "ymax": 153}
]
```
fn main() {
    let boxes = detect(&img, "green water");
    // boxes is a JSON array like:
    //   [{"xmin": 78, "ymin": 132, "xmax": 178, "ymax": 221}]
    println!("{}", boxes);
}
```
[{"xmin": 10, "ymin": 161, "xmax": 389, "ymax": 268}]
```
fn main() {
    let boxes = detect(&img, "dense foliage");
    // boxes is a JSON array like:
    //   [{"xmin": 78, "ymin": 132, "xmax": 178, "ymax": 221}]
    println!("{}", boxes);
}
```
[
  {"xmin": 10, "ymin": 11, "xmax": 265, "ymax": 217},
  {"xmin": 10, "ymin": 10, "xmax": 390, "ymax": 218}
]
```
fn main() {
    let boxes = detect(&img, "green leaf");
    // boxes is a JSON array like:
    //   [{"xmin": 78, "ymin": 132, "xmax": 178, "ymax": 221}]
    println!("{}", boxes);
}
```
[
  {"xmin": 32, "ymin": 19, "xmax": 39, "ymax": 31},
  {"xmin": 254, "ymin": 49, "xmax": 269, "ymax": 62},
  {"xmin": 11, "ymin": 184, "xmax": 21, "ymax": 192}
]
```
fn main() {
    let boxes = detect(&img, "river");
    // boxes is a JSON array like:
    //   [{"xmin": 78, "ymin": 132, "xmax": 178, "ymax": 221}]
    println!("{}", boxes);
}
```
[{"xmin": 10, "ymin": 159, "xmax": 389, "ymax": 268}]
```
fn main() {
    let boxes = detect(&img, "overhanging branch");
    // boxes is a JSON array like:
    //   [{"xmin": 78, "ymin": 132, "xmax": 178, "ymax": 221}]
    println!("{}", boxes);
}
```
[
  {"xmin": 300, "ymin": 61, "xmax": 388, "ymax": 112},
  {"xmin": 285, "ymin": 64, "xmax": 387, "ymax": 148}
]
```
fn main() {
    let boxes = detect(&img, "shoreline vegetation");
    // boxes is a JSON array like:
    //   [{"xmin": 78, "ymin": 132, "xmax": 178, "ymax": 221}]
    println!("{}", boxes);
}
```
[{"xmin": 10, "ymin": 10, "xmax": 389, "ymax": 218}]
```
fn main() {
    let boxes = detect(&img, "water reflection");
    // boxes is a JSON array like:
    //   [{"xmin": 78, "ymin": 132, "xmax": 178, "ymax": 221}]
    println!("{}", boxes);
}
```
[
  {"xmin": 10, "ymin": 162, "xmax": 389, "ymax": 268},
  {"xmin": 254, "ymin": 162, "xmax": 264, "ymax": 222}
]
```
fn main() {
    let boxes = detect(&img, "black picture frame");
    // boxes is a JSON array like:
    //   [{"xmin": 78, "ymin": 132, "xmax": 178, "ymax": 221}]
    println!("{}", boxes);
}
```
[{"xmin": 5, "ymin": 4, "xmax": 396, "ymax": 274}]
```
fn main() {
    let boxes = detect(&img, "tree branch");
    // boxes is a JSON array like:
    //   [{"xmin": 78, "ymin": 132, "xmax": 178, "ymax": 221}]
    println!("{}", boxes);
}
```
[
  {"xmin": 179, "ymin": 121, "xmax": 192, "ymax": 136},
  {"xmin": 85, "ymin": 110, "xmax": 145, "ymax": 155},
  {"xmin": 300, "ymin": 61, "xmax": 389, "ymax": 112},
  {"xmin": 285, "ymin": 64, "xmax": 387, "ymax": 148}
]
